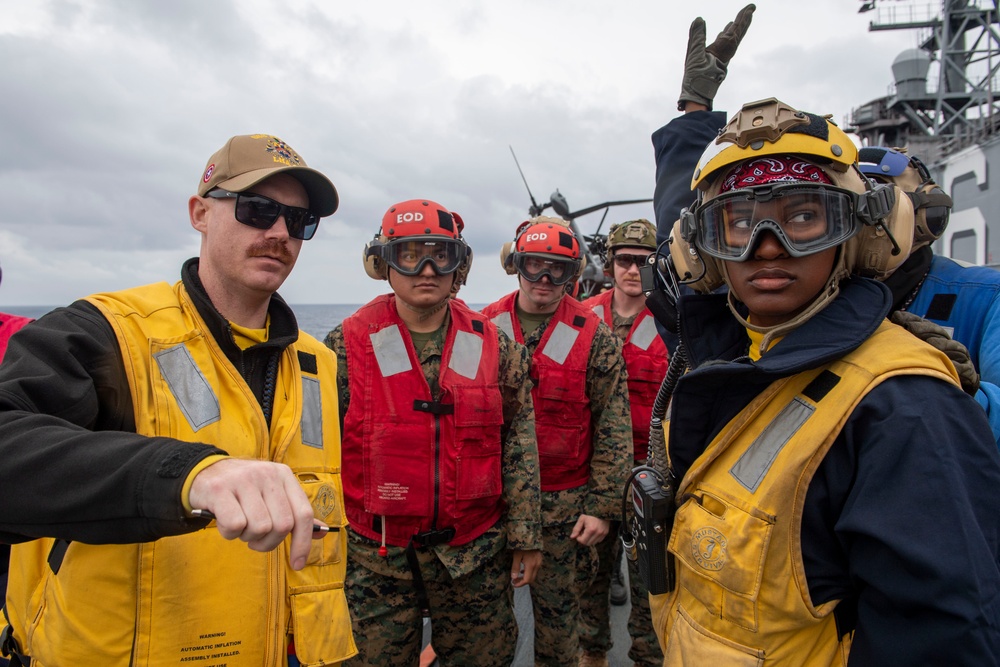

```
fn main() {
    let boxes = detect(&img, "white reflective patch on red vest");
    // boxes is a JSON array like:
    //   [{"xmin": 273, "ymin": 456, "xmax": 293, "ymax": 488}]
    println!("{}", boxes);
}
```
[
  {"xmin": 449, "ymin": 330, "xmax": 484, "ymax": 380},
  {"xmin": 631, "ymin": 314, "xmax": 659, "ymax": 351},
  {"xmin": 490, "ymin": 312, "xmax": 516, "ymax": 340},
  {"xmin": 370, "ymin": 324, "xmax": 413, "ymax": 377},
  {"xmin": 539, "ymin": 321, "xmax": 580, "ymax": 365}
]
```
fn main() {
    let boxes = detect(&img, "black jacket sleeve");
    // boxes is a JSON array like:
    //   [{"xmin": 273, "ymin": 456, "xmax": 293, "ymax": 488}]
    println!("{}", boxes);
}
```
[
  {"xmin": 652, "ymin": 110, "xmax": 728, "ymax": 245},
  {"xmin": 806, "ymin": 375, "xmax": 1000, "ymax": 665},
  {"xmin": 0, "ymin": 301, "xmax": 225, "ymax": 545}
]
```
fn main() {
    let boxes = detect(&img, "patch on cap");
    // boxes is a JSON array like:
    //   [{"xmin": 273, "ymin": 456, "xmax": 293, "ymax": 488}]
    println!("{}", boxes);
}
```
[
  {"xmin": 264, "ymin": 136, "xmax": 303, "ymax": 167},
  {"xmin": 197, "ymin": 134, "xmax": 339, "ymax": 216}
]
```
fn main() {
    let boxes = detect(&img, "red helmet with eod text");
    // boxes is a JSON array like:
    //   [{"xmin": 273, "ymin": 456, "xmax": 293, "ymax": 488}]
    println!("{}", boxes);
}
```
[
  {"xmin": 364, "ymin": 199, "xmax": 472, "ymax": 289},
  {"xmin": 500, "ymin": 216, "xmax": 583, "ymax": 286}
]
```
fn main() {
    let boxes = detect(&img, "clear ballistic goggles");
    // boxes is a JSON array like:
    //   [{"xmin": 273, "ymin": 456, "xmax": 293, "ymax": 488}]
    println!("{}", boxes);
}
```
[
  {"xmin": 204, "ymin": 190, "xmax": 320, "ymax": 240},
  {"xmin": 513, "ymin": 253, "xmax": 580, "ymax": 286},
  {"xmin": 374, "ymin": 238, "xmax": 467, "ymax": 276},
  {"xmin": 694, "ymin": 183, "xmax": 861, "ymax": 261}
]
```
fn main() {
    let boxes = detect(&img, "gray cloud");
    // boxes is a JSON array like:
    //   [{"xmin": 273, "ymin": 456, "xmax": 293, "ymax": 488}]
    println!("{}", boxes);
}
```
[{"xmin": 0, "ymin": 0, "xmax": 916, "ymax": 307}]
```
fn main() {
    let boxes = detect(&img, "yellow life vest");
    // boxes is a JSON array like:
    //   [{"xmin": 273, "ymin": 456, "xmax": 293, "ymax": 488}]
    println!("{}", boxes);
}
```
[
  {"xmin": 6, "ymin": 281, "xmax": 356, "ymax": 667},
  {"xmin": 651, "ymin": 320, "xmax": 959, "ymax": 666}
]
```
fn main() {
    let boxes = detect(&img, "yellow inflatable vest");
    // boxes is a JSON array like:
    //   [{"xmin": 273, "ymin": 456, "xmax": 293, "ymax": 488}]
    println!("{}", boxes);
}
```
[
  {"xmin": 651, "ymin": 320, "xmax": 959, "ymax": 666},
  {"xmin": 6, "ymin": 282, "xmax": 356, "ymax": 666}
]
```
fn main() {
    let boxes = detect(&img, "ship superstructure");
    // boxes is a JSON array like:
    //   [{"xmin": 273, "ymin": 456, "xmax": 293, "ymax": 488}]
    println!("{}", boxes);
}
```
[{"xmin": 849, "ymin": 0, "xmax": 1000, "ymax": 266}]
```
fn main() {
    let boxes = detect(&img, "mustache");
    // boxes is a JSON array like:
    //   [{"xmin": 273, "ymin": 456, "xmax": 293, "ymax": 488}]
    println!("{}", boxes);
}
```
[{"xmin": 247, "ymin": 240, "xmax": 294, "ymax": 263}]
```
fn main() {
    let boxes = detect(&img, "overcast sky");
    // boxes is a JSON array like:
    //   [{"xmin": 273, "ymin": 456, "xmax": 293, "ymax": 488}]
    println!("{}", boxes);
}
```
[{"xmin": 0, "ymin": 0, "xmax": 919, "ymax": 308}]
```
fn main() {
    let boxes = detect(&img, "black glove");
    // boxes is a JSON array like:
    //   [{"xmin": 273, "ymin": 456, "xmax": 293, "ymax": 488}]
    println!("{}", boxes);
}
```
[
  {"xmin": 891, "ymin": 310, "xmax": 981, "ymax": 396},
  {"xmin": 678, "ymin": 3, "xmax": 756, "ymax": 111}
]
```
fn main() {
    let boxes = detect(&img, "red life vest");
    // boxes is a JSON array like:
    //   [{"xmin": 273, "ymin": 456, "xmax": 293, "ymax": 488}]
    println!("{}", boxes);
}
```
[
  {"xmin": 0, "ymin": 313, "xmax": 33, "ymax": 360},
  {"xmin": 583, "ymin": 290, "xmax": 668, "ymax": 462},
  {"xmin": 341, "ymin": 295, "xmax": 504, "ymax": 547},
  {"xmin": 482, "ymin": 292, "xmax": 597, "ymax": 491}
]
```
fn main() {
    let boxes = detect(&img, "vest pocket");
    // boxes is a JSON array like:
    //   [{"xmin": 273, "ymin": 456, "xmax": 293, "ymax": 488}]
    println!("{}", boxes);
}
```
[
  {"xmin": 364, "ymin": 422, "xmax": 432, "ymax": 516},
  {"xmin": 297, "ymin": 472, "xmax": 346, "ymax": 566},
  {"xmin": 664, "ymin": 606, "xmax": 764, "ymax": 667},
  {"xmin": 534, "ymin": 368, "xmax": 588, "ymax": 459},
  {"xmin": 289, "ymin": 584, "xmax": 357, "ymax": 665},
  {"xmin": 454, "ymin": 385, "xmax": 503, "ymax": 501},
  {"xmin": 456, "ymin": 450, "xmax": 503, "ymax": 501},
  {"xmin": 669, "ymin": 485, "xmax": 775, "ymax": 632}
]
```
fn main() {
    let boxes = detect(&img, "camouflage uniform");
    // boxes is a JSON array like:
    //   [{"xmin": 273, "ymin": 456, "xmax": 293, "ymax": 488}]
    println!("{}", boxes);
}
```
[
  {"xmin": 498, "ymin": 303, "xmax": 632, "ymax": 667},
  {"xmin": 325, "ymin": 313, "xmax": 542, "ymax": 667},
  {"xmin": 578, "ymin": 310, "xmax": 664, "ymax": 665}
]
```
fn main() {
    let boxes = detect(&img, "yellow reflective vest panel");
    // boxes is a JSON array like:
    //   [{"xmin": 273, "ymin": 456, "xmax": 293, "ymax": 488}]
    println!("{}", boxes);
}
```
[
  {"xmin": 6, "ymin": 281, "xmax": 355, "ymax": 667},
  {"xmin": 650, "ymin": 321, "xmax": 959, "ymax": 666}
]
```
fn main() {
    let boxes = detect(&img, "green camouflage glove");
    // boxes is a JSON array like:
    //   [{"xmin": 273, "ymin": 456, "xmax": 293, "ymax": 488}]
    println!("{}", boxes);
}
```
[
  {"xmin": 678, "ymin": 3, "xmax": 756, "ymax": 111},
  {"xmin": 891, "ymin": 310, "xmax": 981, "ymax": 396}
]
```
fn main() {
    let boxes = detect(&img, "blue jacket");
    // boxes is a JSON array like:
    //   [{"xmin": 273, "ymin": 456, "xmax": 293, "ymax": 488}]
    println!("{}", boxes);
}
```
[
  {"xmin": 907, "ymin": 254, "xmax": 1000, "ymax": 438},
  {"xmin": 670, "ymin": 277, "xmax": 1000, "ymax": 665}
]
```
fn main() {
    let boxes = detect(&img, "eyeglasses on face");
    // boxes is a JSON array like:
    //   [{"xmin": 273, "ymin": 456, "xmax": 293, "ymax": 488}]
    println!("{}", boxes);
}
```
[{"xmin": 204, "ymin": 189, "xmax": 320, "ymax": 241}]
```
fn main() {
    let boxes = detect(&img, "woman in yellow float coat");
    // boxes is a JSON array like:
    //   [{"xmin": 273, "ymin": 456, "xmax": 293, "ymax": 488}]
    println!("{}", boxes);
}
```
[{"xmin": 648, "ymin": 98, "xmax": 1000, "ymax": 665}]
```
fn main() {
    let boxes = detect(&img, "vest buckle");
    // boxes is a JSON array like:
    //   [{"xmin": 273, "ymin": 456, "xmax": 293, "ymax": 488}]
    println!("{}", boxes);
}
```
[{"xmin": 413, "ymin": 527, "xmax": 456, "ymax": 547}]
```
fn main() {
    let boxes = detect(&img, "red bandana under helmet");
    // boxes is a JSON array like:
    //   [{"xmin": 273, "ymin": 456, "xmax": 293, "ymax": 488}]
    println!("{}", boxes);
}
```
[{"xmin": 720, "ymin": 156, "xmax": 833, "ymax": 192}]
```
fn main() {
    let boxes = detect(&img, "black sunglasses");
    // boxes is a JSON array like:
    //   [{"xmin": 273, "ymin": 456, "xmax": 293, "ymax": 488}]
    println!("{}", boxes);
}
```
[
  {"xmin": 612, "ymin": 253, "xmax": 652, "ymax": 269},
  {"xmin": 205, "ymin": 190, "xmax": 320, "ymax": 240}
]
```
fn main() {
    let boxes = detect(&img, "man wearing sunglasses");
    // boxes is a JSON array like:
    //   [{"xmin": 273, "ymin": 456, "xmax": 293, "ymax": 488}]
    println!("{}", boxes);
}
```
[
  {"xmin": 323, "ymin": 199, "xmax": 542, "ymax": 666},
  {"xmin": 579, "ymin": 219, "xmax": 666, "ymax": 667},
  {"xmin": 0, "ymin": 134, "xmax": 356, "ymax": 666},
  {"xmin": 482, "ymin": 216, "xmax": 631, "ymax": 667}
]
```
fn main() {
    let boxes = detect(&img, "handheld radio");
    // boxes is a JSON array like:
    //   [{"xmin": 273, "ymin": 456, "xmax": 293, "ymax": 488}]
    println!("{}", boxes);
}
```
[{"xmin": 622, "ymin": 467, "xmax": 674, "ymax": 595}]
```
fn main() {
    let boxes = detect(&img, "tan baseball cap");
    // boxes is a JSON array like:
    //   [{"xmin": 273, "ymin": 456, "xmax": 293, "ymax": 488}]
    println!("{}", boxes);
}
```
[{"xmin": 197, "ymin": 134, "xmax": 339, "ymax": 216}]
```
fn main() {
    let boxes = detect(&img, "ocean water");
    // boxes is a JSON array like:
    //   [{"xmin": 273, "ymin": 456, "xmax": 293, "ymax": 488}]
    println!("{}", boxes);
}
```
[
  {"xmin": 5, "ymin": 303, "xmax": 494, "ymax": 342},
  {"xmin": 2, "ymin": 304, "xmax": 363, "ymax": 342}
]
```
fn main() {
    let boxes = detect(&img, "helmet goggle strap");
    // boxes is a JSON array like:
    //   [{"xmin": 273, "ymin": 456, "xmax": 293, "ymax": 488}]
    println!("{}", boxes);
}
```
[
  {"xmin": 695, "ymin": 183, "xmax": 861, "ymax": 261},
  {"xmin": 374, "ymin": 238, "xmax": 466, "ymax": 276},
  {"xmin": 513, "ymin": 253, "xmax": 579, "ymax": 286}
]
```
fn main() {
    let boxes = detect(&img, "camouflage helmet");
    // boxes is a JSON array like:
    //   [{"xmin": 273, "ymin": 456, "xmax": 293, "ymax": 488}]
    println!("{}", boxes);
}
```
[{"xmin": 604, "ymin": 218, "xmax": 656, "ymax": 270}]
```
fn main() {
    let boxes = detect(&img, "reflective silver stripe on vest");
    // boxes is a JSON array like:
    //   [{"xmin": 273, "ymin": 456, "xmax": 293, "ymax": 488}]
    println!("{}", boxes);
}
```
[
  {"xmin": 301, "ymin": 376, "xmax": 323, "ymax": 449},
  {"xmin": 592, "ymin": 304, "xmax": 605, "ymax": 319},
  {"xmin": 371, "ymin": 324, "xmax": 413, "ymax": 377},
  {"xmin": 449, "ymin": 330, "xmax": 484, "ymax": 380},
  {"xmin": 631, "ymin": 314, "xmax": 658, "ymax": 351},
  {"xmin": 730, "ymin": 397, "xmax": 815, "ymax": 493},
  {"xmin": 539, "ymin": 321, "xmax": 580, "ymax": 365},
  {"xmin": 153, "ymin": 344, "xmax": 221, "ymax": 432},
  {"xmin": 491, "ymin": 313, "xmax": 515, "ymax": 341}
]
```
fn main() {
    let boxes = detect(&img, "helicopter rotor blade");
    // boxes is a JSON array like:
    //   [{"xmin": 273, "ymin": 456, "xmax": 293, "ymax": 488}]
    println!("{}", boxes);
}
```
[
  {"xmin": 593, "ymin": 207, "xmax": 611, "ymax": 237},
  {"xmin": 510, "ymin": 146, "xmax": 545, "ymax": 217},
  {"xmin": 566, "ymin": 198, "xmax": 653, "ymax": 219}
]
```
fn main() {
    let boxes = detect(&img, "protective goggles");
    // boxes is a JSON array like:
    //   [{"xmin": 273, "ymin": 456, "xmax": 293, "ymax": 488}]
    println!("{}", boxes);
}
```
[
  {"xmin": 692, "ymin": 183, "xmax": 861, "ymax": 261},
  {"xmin": 205, "ymin": 190, "xmax": 320, "ymax": 240},
  {"xmin": 909, "ymin": 188, "xmax": 952, "ymax": 238},
  {"xmin": 513, "ymin": 253, "xmax": 580, "ymax": 286},
  {"xmin": 373, "ymin": 238, "xmax": 467, "ymax": 276}
]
